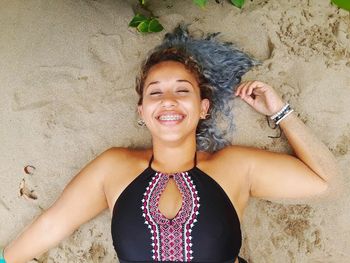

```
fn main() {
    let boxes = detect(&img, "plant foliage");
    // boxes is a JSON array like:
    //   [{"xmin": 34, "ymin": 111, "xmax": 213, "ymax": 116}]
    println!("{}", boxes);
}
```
[
  {"xmin": 129, "ymin": 0, "xmax": 247, "ymax": 33},
  {"xmin": 231, "ymin": 0, "xmax": 245, "ymax": 9},
  {"xmin": 193, "ymin": 0, "xmax": 208, "ymax": 8},
  {"xmin": 129, "ymin": 14, "xmax": 164, "ymax": 33},
  {"xmin": 331, "ymin": 0, "xmax": 350, "ymax": 11}
]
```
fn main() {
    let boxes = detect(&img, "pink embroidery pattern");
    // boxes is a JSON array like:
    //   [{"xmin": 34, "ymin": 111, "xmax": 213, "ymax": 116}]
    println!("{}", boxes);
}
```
[{"xmin": 141, "ymin": 172, "xmax": 200, "ymax": 261}]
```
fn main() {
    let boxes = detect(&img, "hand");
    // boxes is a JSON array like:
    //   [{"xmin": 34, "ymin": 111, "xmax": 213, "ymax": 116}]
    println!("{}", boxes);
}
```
[{"xmin": 234, "ymin": 81, "xmax": 285, "ymax": 116}]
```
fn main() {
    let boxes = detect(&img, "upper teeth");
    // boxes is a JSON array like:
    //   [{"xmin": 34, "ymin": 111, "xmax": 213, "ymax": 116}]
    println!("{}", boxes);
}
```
[{"xmin": 159, "ymin": 115, "xmax": 183, "ymax": 121}]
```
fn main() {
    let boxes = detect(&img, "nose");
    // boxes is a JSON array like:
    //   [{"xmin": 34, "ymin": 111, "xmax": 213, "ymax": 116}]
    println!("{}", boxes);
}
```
[{"xmin": 160, "ymin": 92, "xmax": 178, "ymax": 107}]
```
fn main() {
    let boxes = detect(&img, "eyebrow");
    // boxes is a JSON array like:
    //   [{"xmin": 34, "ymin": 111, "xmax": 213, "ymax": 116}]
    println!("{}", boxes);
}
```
[{"xmin": 146, "ymin": 79, "xmax": 194, "ymax": 89}]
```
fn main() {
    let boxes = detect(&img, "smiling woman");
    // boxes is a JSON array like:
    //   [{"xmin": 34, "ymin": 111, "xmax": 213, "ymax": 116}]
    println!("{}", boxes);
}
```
[
  {"xmin": 137, "ymin": 60, "xmax": 210, "ymax": 144},
  {"xmin": 1, "ymin": 25, "xmax": 338, "ymax": 263},
  {"xmin": 134, "ymin": 34, "xmax": 256, "ymax": 153}
]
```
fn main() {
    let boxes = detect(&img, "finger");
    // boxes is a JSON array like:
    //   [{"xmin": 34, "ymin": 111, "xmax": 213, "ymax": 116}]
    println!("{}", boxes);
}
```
[
  {"xmin": 245, "ymin": 83, "xmax": 259, "ymax": 101},
  {"xmin": 254, "ymin": 81, "xmax": 270, "ymax": 90},
  {"xmin": 252, "ymin": 86, "xmax": 267, "ymax": 96},
  {"xmin": 245, "ymin": 82, "xmax": 258, "ymax": 97},
  {"xmin": 248, "ymin": 81, "xmax": 263, "ymax": 92},
  {"xmin": 247, "ymin": 83, "xmax": 255, "ymax": 96},
  {"xmin": 234, "ymin": 82, "xmax": 248, "ymax": 96},
  {"xmin": 252, "ymin": 80, "xmax": 266, "ymax": 87},
  {"xmin": 241, "ymin": 91, "xmax": 255, "ymax": 106},
  {"xmin": 239, "ymin": 81, "xmax": 252, "ymax": 97}
]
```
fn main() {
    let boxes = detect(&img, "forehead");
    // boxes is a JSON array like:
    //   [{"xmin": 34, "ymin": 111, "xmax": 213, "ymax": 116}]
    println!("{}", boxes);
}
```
[{"xmin": 145, "ymin": 61, "xmax": 199, "ymax": 85}]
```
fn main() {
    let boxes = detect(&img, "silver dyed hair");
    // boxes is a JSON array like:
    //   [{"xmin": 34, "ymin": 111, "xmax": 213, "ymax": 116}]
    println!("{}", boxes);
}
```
[{"xmin": 147, "ymin": 25, "xmax": 259, "ymax": 153}]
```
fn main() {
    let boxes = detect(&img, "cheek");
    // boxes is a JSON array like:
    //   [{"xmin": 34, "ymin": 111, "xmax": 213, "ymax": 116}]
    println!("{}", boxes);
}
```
[
  {"xmin": 183, "ymin": 100, "xmax": 201, "ymax": 117},
  {"xmin": 141, "ymin": 102, "xmax": 156, "ymax": 118}
]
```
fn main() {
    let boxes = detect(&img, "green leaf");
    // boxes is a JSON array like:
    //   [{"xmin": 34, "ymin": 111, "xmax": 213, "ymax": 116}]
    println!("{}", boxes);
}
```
[
  {"xmin": 137, "ymin": 20, "xmax": 150, "ymax": 33},
  {"xmin": 148, "ymin": 19, "xmax": 164, "ymax": 32},
  {"xmin": 130, "ymin": 15, "xmax": 164, "ymax": 33},
  {"xmin": 139, "ymin": 0, "xmax": 146, "ymax": 5},
  {"xmin": 331, "ymin": 0, "xmax": 350, "ymax": 11},
  {"xmin": 231, "ymin": 0, "xmax": 245, "ymax": 8},
  {"xmin": 129, "ymin": 14, "xmax": 148, "ymax": 27},
  {"xmin": 193, "ymin": 0, "xmax": 207, "ymax": 8}
]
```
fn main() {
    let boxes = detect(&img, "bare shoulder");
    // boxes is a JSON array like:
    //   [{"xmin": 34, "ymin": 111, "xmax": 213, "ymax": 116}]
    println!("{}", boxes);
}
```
[
  {"xmin": 215, "ymin": 144, "xmax": 290, "ymax": 183},
  {"xmin": 99, "ymin": 146, "xmax": 152, "ymax": 185},
  {"xmin": 211, "ymin": 145, "xmax": 257, "ymax": 174},
  {"xmin": 216, "ymin": 144, "xmax": 278, "ymax": 169},
  {"xmin": 217, "ymin": 144, "xmax": 264, "ymax": 156},
  {"xmin": 102, "ymin": 147, "xmax": 152, "ymax": 212},
  {"xmin": 98, "ymin": 147, "xmax": 151, "ymax": 168}
]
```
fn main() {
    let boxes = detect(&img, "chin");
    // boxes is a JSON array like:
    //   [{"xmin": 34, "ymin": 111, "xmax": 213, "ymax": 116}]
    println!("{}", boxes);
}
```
[{"xmin": 152, "ymin": 131, "xmax": 194, "ymax": 144}]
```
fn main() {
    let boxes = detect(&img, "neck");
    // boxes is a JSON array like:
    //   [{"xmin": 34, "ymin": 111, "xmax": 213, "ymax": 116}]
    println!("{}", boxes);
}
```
[{"xmin": 151, "ymin": 135, "xmax": 197, "ymax": 173}]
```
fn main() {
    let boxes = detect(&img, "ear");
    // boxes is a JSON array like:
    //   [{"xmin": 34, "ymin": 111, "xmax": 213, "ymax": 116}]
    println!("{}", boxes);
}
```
[
  {"xmin": 200, "ymin": 98, "xmax": 210, "ymax": 116},
  {"xmin": 137, "ymin": 105, "xmax": 143, "ymax": 118}
]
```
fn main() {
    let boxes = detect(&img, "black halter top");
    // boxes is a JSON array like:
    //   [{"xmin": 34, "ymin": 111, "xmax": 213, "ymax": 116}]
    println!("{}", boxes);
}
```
[{"xmin": 111, "ymin": 152, "xmax": 243, "ymax": 263}]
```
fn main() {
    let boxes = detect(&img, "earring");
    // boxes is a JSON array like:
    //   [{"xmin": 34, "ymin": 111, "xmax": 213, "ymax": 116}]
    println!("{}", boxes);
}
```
[
  {"xmin": 200, "ymin": 113, "xmax": 210, "ymax": 119},
  {"xmin": 137, "ymin": 118, "xmax": 146, "ymax": 127}
]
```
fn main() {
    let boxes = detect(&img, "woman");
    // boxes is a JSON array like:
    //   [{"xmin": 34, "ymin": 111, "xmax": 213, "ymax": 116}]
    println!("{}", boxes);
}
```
[{"xmin": 1, "ymin": 27, "xmax": 338, "ymax": 263}]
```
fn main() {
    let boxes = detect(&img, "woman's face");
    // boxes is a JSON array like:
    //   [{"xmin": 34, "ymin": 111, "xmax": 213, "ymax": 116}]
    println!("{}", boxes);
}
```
[{"xmin": 138, "ymin": 60, "xmax": 210, "ymax": 143}]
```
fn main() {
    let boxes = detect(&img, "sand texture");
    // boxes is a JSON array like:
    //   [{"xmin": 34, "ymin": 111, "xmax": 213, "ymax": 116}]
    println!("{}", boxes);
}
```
[{"xmin": 0, "ymin": 0, "xmax": 349, "ymax": 262}]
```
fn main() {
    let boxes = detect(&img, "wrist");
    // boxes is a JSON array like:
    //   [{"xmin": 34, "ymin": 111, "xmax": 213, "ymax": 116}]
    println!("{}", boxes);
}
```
[
  {"xmin": 269, "ymin": 101, "xmax": 286, "ymax": 117},
  {"xmin": 269, "ymin": 102, "xmax": 287, "ymax": 118},
  {"xmin": 269, "ymin": 102, "xmax": 294, "ymax": 125}
]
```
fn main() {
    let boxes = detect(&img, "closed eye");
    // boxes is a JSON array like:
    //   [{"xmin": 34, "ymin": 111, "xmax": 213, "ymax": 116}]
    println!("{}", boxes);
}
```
[
  {"xmin": 150, "ymin": 91, "xmax": 162, "ymax": 95},
  {"xmin": 150, "ymin": 90, "xmax": 188, "ymax": 95}
]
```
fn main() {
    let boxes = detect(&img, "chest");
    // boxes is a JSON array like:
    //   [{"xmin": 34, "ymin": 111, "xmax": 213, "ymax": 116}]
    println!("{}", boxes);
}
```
[
  {"xmin": 111, "ymin": 168, "xmax": 242, "ymax": 262},
  {"xmin": 105, "ymin": 164, "xmax": 243, "ymax": 219}
]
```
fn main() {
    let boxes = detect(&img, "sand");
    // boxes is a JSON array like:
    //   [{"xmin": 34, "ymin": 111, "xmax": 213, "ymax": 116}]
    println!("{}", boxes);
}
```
[{"xmin": 0, "ymin": 0, "xmax": 349, "ymax": 262}]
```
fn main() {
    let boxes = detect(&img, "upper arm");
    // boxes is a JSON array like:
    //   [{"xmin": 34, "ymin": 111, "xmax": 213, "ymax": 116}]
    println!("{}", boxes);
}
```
[
  {"xmin": 231, "ymin": 146, "xmax": 328, "ymax": 200},
  {"xmin": 44, "ymin": 148, "xmax": 120, "ymax": 237}
]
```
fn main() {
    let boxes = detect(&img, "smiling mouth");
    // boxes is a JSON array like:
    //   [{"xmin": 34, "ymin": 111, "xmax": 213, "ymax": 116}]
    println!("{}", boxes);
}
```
[
  {"xmin": 158, "ymin": 114, "xmax": 184, "ymax": 121},
  {"xmin": 156, "ymin": 114, "xmax": 186, "ymax": 124}
]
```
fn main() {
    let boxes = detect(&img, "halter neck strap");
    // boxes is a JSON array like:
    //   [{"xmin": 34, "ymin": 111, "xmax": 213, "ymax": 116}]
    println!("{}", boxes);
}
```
[{"xmin": 148, "ymin": 151, "xmax": 197, "ymax": 169}]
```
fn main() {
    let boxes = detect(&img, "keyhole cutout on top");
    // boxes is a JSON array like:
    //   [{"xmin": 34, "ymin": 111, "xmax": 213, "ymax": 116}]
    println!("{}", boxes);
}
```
[{"xmin": 158, "ymin": 175, "xmax": 183, "ymax": 220}]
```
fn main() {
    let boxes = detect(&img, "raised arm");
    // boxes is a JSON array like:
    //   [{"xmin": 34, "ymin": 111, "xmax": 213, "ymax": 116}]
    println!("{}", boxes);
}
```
[
  {"xmin": 3, "ymin": 148, "xmax": 120, "ymax": 263},
  {"xmin": 233, "ymin": 81, "xmax": 339, "ymax": 200}
]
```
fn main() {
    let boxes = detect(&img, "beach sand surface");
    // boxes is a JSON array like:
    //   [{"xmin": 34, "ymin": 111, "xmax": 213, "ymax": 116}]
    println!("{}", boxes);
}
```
[{"xmin": 0, "ymin": 0, "xmax": 349, "ymax": 262}]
